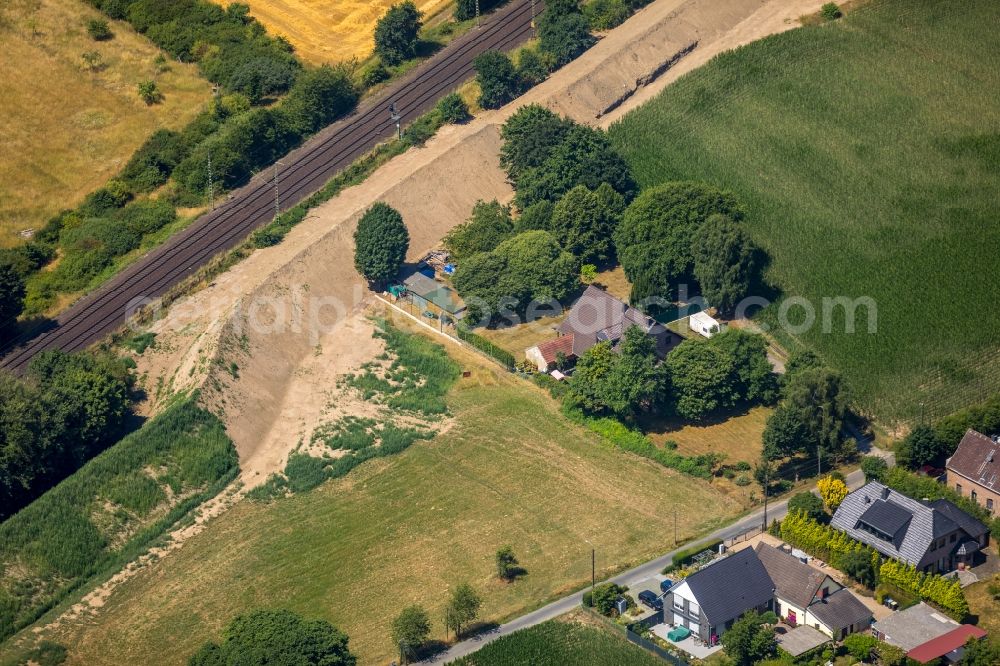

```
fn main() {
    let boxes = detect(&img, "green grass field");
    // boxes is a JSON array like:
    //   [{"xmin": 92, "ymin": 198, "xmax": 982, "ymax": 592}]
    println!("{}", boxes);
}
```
[
  {"xmin": 16, "ymin": 339, "xmax": 741, "ymax": 665},
  {"xmin": 609, "ymin": 0, "xmax": 1000, "ymax": 425},
  {"xmin": 448, "ymin": 612, "xmax": 664, "ymax": 665}
]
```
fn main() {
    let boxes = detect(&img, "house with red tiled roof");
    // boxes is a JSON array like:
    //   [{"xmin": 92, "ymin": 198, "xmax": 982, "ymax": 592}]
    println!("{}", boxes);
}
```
[
  {"xmin": 946, "ymin": 429, "xmax": 1000, "ymax": 517},
  {"xmin": 524, "ymin": 286, "xmax": 681, "ymax": 372}
]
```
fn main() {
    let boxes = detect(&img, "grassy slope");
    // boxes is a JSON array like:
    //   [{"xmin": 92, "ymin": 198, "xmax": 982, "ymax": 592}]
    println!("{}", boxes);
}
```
[
  {"xmin": 608, "ymin": 0, "xmax": 1000, "ymax": 424},
  {"xmin": 448, "ymin": 612, "xmax": 664, "ymax": 665},
  {"xmin": 0, "ymin": 0, "xmax": 213, "ymax": 247},
  {"xmin": 33, "ymin": 344, "xmax": 740, "ymax": 665}
]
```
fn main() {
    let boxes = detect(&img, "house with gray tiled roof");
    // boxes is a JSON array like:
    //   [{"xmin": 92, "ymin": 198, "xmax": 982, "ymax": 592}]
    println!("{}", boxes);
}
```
[{"xmin": 830, "ymin": 481, "xmax": 988, "ymax": 573}]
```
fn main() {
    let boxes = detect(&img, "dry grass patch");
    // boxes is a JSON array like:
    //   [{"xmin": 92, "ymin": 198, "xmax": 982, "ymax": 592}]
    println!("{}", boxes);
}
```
[
  {"xmin": 0, "ymin": 0, "xmax": 213, "ymax": 247},
  {"xmin": 28, "ymin": 332, "xmax": 740, "ymax": 665},
  {"xmin": 218, "ymin": 0, "xmax": 454, "ymax": 65},
  {"xmin": 476, "ymin": 313, "xmax": 567, "ymax": 359},
  {"xmin": 645, "ymin": 406, "xmax": 771, "ymax": 466}
]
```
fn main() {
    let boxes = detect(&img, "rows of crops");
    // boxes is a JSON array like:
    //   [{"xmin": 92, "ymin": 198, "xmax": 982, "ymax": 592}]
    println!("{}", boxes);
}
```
[
  {"xmin": 608, "ymin": 0, "xmax": 1000, "ymax": 425},
  {"xmin": 448, "ymin": 618, "xmax": 664, "ymax": 666}
]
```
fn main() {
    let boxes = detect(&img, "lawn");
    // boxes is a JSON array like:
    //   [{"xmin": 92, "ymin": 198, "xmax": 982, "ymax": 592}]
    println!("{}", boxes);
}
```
[
  {"xmin": 608, "ymin": 0, "xmax": 1000, "ymax": 425},
  {"xmin": 22, "ymin": 332, "xmax": 741, "ymax": 665},
  {"xmin": 965, "ymin": 572, "xmax": 1000, "ymax": 636},
  {"xmin": 645, "ymin": 406, "xmax": 771, "ymax": 466},
  {"xmin": 448, "ymin": 610, "xmax": 664, "ymax": 665},
  {"xmin": 216, "ymin": 0, "xmax": 454, "ymax": 65},
  {"xmin": 0, "ymin": 0, "xmax": 213, "ymax": 247}
]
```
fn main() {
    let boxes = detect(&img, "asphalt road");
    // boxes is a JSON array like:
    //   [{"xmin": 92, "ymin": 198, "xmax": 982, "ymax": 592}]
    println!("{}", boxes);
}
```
[
  {"xmin": 0, "ymin": 0, "xmax": 541, "ymax": 372},
  {"xmin": 423, "ymin": 465, "xmax": 879, "ymax": 665}
]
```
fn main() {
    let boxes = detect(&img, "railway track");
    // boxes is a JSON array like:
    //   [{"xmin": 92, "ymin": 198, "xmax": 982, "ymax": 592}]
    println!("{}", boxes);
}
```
[{"xmin": 0, "ymin": 0, "xmax": 539, "ymax": 372}]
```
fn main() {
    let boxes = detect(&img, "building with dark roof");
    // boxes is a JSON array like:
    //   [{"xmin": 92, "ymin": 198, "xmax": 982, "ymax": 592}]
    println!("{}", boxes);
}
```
[
  {"xmin": 525, "ymin": 286, "xmax": 681, "ymax": 372},
  {"xmin": 831, "ymin": 482, "xmax": 989, "ymax": 573},
  {"xmin": 872, "ymin": 602, "xmax": 962, "ymax": 651},
  {"xmin": 755, "ymin": 544, "xmax": 872, "ymax": 639},
  {"xmin": 946, "ymin": 428, "xmax": 1000, "ymax": 517},
  {"xmin": 665, "ymin": 548, "xmax": 775, "ymax": 645}
]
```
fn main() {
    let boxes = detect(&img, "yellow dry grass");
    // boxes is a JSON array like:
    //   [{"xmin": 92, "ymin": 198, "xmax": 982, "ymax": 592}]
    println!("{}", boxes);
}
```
[
  {"xmin": 645, "ymin": 406, "xmax": 772, "ymax": 466},
  {"xmin": 222, "ymin": 0, "xmax": 454, "ymax": 65},
  {"xmin": 0, "ymin": 0, "xmax": 213, "ymax": 248}
]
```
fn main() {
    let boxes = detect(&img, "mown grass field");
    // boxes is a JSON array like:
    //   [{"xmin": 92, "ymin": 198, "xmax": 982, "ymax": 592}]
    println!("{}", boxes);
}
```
[
  {"xmin": 218, "ymin": 0, "xmax": 453, "ymax": 65},
  {"xmin": 608, "ymin": 0, "xmax": 1000, "ymax": 425},
  {"xmin": 645, "ymin": 406, "xmax": 770, "ymax": 466},
  {"xmin": 0, "ymin": 0, "xmax": 213, "ymax": 247},
  {"xmin": 449, "ymin": 611, "xmax": 664, "ymax": 665},
  {"xmin": 24, "ymin": 336, "xmax": 741, "ymax": 665}
]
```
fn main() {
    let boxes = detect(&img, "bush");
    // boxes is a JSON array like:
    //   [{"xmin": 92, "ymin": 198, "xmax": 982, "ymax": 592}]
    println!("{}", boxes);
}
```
[
  {"xmin": 86, "ymin": 18, "xmax": 113, "ymax": 40},
  {"xmin": 474, "ymin": 50, "xmax": 521, "ymax": 110},
  {"xmin": 0, "ymin": 262, "xmax": 26, "ymax": 339},
  {"xmin": 436, "ymin": 92, "xmax": 471, "ymax": 124},
  {"xmin": 456, "ymin": 326, "xmax": 515, "ymax": 370},
  {"xmin": 861, "ymin": 455, "xmax": 888, "ymax": 482},
  {"xmin": 820, "ymin": 3, "xmax": 842, "ymax": 20},
  {"xmin": 360, "ymin": 60, "xmax": 390, "ymax": 87},
  {"xmin": 281, "ymin": 64, "xmax": 359, "ymax": 134},
  {"xmin": 515, "ymin": 47, "xmax": 550, "ymax": 86},
  {"xmin": 584, "ymin": 0, "xmax": 630, "ymax": 31},
  {"xmin": 116, "ymin": 198, "xmax": 177, "ymax": 236},
  {"xmin": 137, "ymin": 79, "xmax": 161, "ymax": 104},
  {"xmin": 537, "ymin": 0, "xmax": 594, "ymax": 67},
  {"xmin": 454, "ymin": 0, "xmax": 505, "ymax": 21},
  {"xmin": 120, "ymin": 129, "xmax": 187, "ymax": 192}
]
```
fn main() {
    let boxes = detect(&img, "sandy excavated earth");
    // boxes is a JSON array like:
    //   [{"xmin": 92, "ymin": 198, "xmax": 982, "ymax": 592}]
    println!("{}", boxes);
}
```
[{"xmin": 54, "ymin": 0, "xmax": 825, "ymax": 630}]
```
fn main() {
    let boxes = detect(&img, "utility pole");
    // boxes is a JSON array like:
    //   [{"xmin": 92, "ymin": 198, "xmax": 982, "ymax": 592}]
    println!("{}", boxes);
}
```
[
  {"xmin": 762, "ymin": 461, "xmax": 769, "ymax": 531},
  {"xmin": 206, "ymin": 149, "xmax": 214, "ymax": 210},
  {"xmin": 273, "ymin": 161, "xmax": 284, "ymax": 220},
  {"xmin": 591, "ymin": 548, "xmax": 596, "ymax": 600},
  {"xmin": 388, "ymin": 102, "xmax": 402, "ymax": 140},
  {"xmin": 476, "ymin": 0, "xmax": 481, "ymax": 28},
  {"xmin": 673, "ymin": 510, "xmax": 677, "ymax": 545},
  {"xmin": 530, "ymin": 0, "xmax": 536, "ymax": 29},
  {"xmin": 817, "ymin": 443, "xmax": 822, "ymax": 478}
]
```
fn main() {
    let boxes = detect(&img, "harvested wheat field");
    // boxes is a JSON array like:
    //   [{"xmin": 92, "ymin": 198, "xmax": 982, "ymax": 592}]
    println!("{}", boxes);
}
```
[
  {"xmin": 0, "ymin": 0, "xmax": 213, "ymax": 247},
  {"xmin": 224, "ymin": 0, "xmax": 453, "ymax": 65}
]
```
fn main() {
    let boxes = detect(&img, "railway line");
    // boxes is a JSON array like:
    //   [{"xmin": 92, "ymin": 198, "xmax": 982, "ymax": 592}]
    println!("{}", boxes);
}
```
[{"xmin": 0, "ymin": 0, "xmax": 539, "ymax": 372}]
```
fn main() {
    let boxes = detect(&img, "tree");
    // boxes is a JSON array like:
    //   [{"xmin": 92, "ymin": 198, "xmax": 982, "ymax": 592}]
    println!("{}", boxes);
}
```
[
  {"xmin": 787, "ymin": 492, "xmax": 826, "ymax": 524},
  {"xmin": 515, "ymin": 47, "xmax": 549, "ymax": 86},
  {"xmin": 783, "ymin": 366, "xmax": 849, "ymax": 456},
  {"xmin": 391, "ymin": 605, "xmax": 431, "ymax": 664},
  {"xmin": 666, "ymin": 339, "xmax": 737, "ymax": 421},
  {"xmin": 0, "ymin": 262, "xmax": 26, "ymax": 341},
  {"xmin": 843, "ymin": 633, "xmax": 878, "ymax": 662},
  {"xmin": 692, "ymin": 214, "xmax": 757, "ymax": 315},
  {"xmin": 188, "ymin": 609, "xmax": 356, "ymax": 665},
  {"xmin": 762, "ymin": 405, "xmax": 812, "ymax": 460},
  {"xmin": 474, "ymin": 50, "xmax": 521, "ymax": 110},
  {"xmin": 514, "ymin": 124, "xmax": 637, "ymax": 209},
  {"xmin": 841, "ymin": 549, "xmax": 878, "ymax": 588},
  {"xmin": 537, "ymin": 0, "xmax": 594, "ymax": 66},
  {"xmin": 896, "ymin": 424, "xmax": 947, "ymax": 470},
  {"xmin": 282, "ymin": 64, "xmax": 358, "ymax": 134},
  {"xmin": 137, "ymin": 80, "xmax": 161, "ymax": 105},
  {"xmin": 959, "ymin": 637, "xmax": 1000, "ymax": 666},
  {"xmin": 353, "ymin": 202, "xmax": 409, "ymax": 287},
  {"xmin": 436, "ymin": 92, "xmax": 470, "ymax": 124},
  {"xmin": 443, "ymin": 200, "xmax": 514, "ymax": 259},
  {"xmin": 590, "ymin": 582, "xmax": 628, "ymax": 615},
  {"xmin": 515, "ymin": 200, "xmax": 554, "ymax": 232},
  {"xmin": 861, "ymin": 455, "xmax": 888, "ymax": 483},
  {"xmin": 451, "ymin": 230, "xmax": 578, "ymax": 324},
  {"xmin": 549, "ymin": 183, "xmax": 625, "ymax": 265},
  {"xmin": 720, "ymin": 611, "xmax": 777, "ymax": 666},
  {"xmin": 495, "ymin": 545, "xmax": 519, "ymax": 581},
  {"xmin": 818, "ymin": 475, "xmax": 849, "ymax": 510},
  {"xmin": 615, "ymin": 182, "xmax": 744, "ymax": 302},
  {"xmin": 87, "ymin": 18, "xmax": 113, "ymax": 41},
  {"xmin": 374, "ymin": 2, "xmax": 423, "ymax": 66},
  {"xmin": 709, "ymin": 329, "xmax": 778, "ymax": 405},
  {"xmin": 444, "ymin": 583, "xmax": 481, "ymax": 638},
  {"xmin": 499, "ymin": 105, "xmax": 572, "ymax": 185},
  {"xmin": 455, "ymin": 0, "xmax": 503, "ymax": 21},
  {"xmin": 570, "ymin": 326, "xmax": 667, "ymax": 420}
]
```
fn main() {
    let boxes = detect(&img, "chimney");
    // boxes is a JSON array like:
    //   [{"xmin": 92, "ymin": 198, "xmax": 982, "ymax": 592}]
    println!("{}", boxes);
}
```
[{"xmin": 881, "ymin": 486, "xmax": 890, "ymax": 500}]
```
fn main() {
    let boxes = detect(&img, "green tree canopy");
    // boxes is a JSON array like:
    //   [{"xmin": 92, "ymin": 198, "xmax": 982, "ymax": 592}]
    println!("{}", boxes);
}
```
[
  {"xmin": 861, "ymin": 455, "xmax": 888, "ymax": 482},
  {"xmin": 0, "ymin": 261, "xmax": 26, "ymax": 340},
  {"xmin": 709, "ymin": 329, "xmax": 778, "ymax": 405},
  {"xmin": 514, "ymin": 200, "xmax": 554, "ymax": 233},
  {"xmin": 615, "ymin": 182, "xmax": 744, "ymax": 302},
  {"xmin": 499, "ymin": 105, "xmax": 573, "ymax": 186},
  {"xmin": 720, "ymin": 611, "xmax": 777, "ymax": 666},
  {"xmin": 495, "ymin": 545, "xmax": 519, "ymax": 581},
  {"xmin": 188, "ymin": 609, "xmax": 356, "ymax": 666},
  {"xmin": 282, "ymin": 64, "xmax": 359, "ymax": 134},
  {"xmin": 444, "ymin": 583, "xmax": 481, "ymax": 638},
  {"xmin": 391, "ymin": 605, "xmax": 431, "ymax": 664},
  {"xmin": 550, "ymin": 183, "xmax": 625, "ymax": 265},
  {"xmin": 784, "ymin": 366, "xmax": 849, "ymax": 454},
  {"xmin": 443, "ymin": 200, "xmax": 514, "ymax": 259},
  {"xmin": 569, "ymin": 326, "xmax": 667, "ymax": 420},
  {"xmin": 374, "ymin": 2, "xmax": 423, "ymax": 66},
  {"xmin": 537, "ymin": 0, "xmax": 594, "ymax": 66},
  {"xmin": 692, "ymin": 214, "xmax": 757, "ymax": 315},
  {"xmin": 762, "ymin": 404, "xmax": 812, "ymax": 460},
  {"xmin": 666, "ymin": 339, "xmax": 737, "ymax": 421},
  {"xmin": 515, "ymin": 124, "xmax": 637, "ymax": 209},
  {"xmin": 353, "ymin": 202, "xmax": 409, "ymax": 286},
  {"xmin": 451, "ymin": 230, "xmax": 579, "ymax": 324},
  {"xmin": 787, "ymin": 492, "xmax": 827, "ymax": 524},
  {"xmin": 896, "ymin": 424, "xmax": 947, "ymax": 470},
  {"xmin": 474, "ymin": 50, "xmax": 521, "ymax": 110}
]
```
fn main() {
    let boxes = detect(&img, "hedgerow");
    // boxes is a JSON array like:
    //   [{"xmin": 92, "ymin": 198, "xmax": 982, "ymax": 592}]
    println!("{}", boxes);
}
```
[{"xmin": 456, "ymin": 326, "xmax": 515, "ymax": 370}]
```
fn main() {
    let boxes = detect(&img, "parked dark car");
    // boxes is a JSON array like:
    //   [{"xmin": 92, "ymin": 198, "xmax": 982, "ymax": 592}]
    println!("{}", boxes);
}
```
[
  {"xmin": 638, "ymin": 590, "xmax": 663, "ymax": 610},
  {"xmin": 660, "ymin": 579, "xmax": 673, "ymax": 594}
]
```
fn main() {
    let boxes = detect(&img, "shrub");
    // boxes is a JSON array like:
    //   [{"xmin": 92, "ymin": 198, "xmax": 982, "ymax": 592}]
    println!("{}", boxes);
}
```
[
  {"xmin": 0, "ymin": 262, "xmax": 26, "ymax": 339},
  {"xmin": 281, "ymin": 64, "xmax": 359, "ymax": 134},
  {"xmin": 584, "ymin": 0, "xmax": 630, "ymax": 31},
  {"xmin": 360, "ymin": 60, "xmax": 390, "ymax": 87},
  {"xmin": 515, "ymin": 47, "xmax": 550, "ymax": 86},
  {"xmin": 861, "ymin": 455, "xmax": 888, "ymax": 482},
  {"xmin": 474, "ymin": 50, "xmax": 521, "ymax": 110},
  {"xmin": 537, "ymin": 0, "xmax": 594, "ymax": 67},
  {"xmin": 117, "ymin": 198, "xmax": 177, "ymax": 236},
  {"xmin": 120, "ymin": 129, "xmax": 187, "ymax": 192},
  {"xmin": 843, "ymin": 633, "xmax": 877, "ymax": 661},
  {"xmin": 86, "ymin": 18, "xmax": 113, "ymax": 40},
  {"xmin": 787, "ymin": 492, "xmax": 826, "ymax": 523},
  {"xmin": 456, "ymin": 326, "xmax": 515, "ymax": 370},
  {"xmin": 436, "ymin": 92, "xmax": 471, "ymax": 124},
  {"xmin": 820, "ymin": 3, "xmax": 842, "ymax": 21},
  {"xmin": 454, "ymin": 0, "xmax": 505, "ymax": 21},
  {"xmin": 137, "ymin": 79, "xmax": 161, "ymax": 104}
]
